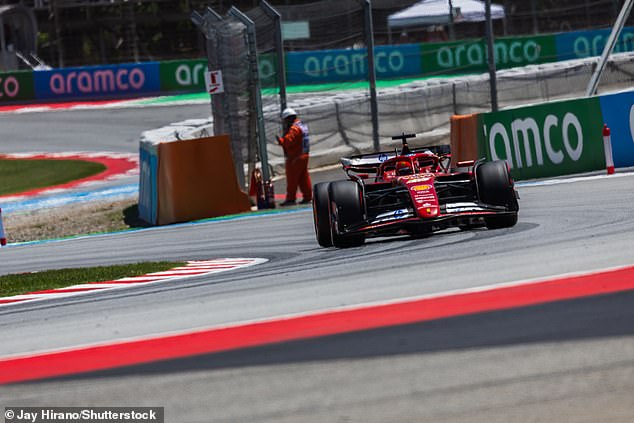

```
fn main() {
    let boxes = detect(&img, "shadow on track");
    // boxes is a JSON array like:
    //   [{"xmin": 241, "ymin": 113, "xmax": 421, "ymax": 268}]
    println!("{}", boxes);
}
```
[{"xmin": 46, "ymin": 289, "xmax": 634, "ymax": 383}]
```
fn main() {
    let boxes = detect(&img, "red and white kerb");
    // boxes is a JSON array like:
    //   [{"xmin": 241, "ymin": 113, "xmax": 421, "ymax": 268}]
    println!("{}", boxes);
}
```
[{"xmin": 0, "ymin": 258, "xmax": 267, "ymax": 306}]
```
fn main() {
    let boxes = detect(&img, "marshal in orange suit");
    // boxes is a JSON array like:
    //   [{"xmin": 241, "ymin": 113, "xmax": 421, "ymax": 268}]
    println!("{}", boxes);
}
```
[{"xmin": 277, "ymin": 107, "xmax": 312, "ymax": 206}]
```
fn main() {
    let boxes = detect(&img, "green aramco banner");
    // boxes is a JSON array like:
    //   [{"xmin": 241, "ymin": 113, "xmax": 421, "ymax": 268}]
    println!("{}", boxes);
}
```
[
  {"xmin": 159, "ymin": 59, "xmax": 207, "ymax": 92},
  {"xmin": 420, "ymin": 34, "xmax": 557, "ymax": 76},
  {"xmin": 477, "ymin": 97, "xmax": 606, "ymax": 180}
]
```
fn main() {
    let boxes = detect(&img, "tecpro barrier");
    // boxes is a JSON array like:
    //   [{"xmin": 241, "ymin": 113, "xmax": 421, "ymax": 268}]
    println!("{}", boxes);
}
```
[
  {"xmin": 450, "ymin": 114, "xmax": 479, "ymax": 163},
  {"xmin": 139, "ymin": 135, "xmax": 251, "ymax": 226},
  {"xmin": 138, "ymin": 142, "xmax": 159, "ymax": 225}
]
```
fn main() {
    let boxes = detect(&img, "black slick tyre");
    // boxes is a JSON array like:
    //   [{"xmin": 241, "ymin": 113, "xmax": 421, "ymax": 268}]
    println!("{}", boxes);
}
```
[
  {"xmin": 328, "ymin": 180, "xmax": 365, "ymax": 248},
  {"xmin": 476, "ymin": 161, "xmax": 519, "ymax": 229},
  {"xmin": 313, "ymin": 182, "xmax": 333, "ymax": 247}
]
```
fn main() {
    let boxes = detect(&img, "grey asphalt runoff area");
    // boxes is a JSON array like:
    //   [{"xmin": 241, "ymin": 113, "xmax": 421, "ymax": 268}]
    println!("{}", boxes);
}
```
[{"xmin": 0, "ymin": 104, "xmax": 211, "ymax": 154}]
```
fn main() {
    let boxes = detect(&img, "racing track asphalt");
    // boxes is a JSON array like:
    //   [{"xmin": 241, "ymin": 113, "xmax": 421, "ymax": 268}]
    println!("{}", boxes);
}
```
[
  {"xmin": 0, "ymin": 104, "xmax": 211, "ymax": 154},
  {"xmin": 2, "ymin": 171, "xmax": 634, "ymax": 422}
]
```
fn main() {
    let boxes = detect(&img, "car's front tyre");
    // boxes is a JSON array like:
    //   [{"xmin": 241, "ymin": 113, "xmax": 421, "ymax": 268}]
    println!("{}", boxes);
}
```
[
  {"xmin": 475, "ymin": 161, "xmax": 519, "ymax": 229},
  {"xmin": 313, "ymin": 182, "xmax": 333, "ymax": 247},
  {"xmin": 328, "ymin": 180, "xmax": 365, "ymax": 248}
]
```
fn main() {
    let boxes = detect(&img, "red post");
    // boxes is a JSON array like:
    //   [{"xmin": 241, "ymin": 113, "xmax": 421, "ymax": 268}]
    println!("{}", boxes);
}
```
[
  {"xmin": 0, "ymin": 208, "xmax": 6, "ymax": 246},
  {"xmin": 603, "ymin": 124, "xmax": 615, "ymax": 175}
]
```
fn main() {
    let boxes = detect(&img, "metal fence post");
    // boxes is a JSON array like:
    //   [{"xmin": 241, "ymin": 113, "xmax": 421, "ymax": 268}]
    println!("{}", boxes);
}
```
[
  {"xmin": 448, "ymin": 0, "xmax": 456, "ymax": 41},
  {"xmin": 586, "ymin": 0, "xmax": 634, "ymax": 97},
  {"xmin": 363, "ymin": 0, "xmax": 380, "ymax": 152},
  {"xmin": 260, "ymin": 0, "xmax": 287, "ymax": 111},
  {"xmin": 485, "ymin": 0, "xmax": 498, "ymax": 112}
]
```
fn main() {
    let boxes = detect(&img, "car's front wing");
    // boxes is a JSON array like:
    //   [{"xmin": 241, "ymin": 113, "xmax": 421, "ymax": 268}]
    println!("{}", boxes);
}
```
[{"xmin": 345, "ymin": 202, "xmax": 513, "ymax": 236}]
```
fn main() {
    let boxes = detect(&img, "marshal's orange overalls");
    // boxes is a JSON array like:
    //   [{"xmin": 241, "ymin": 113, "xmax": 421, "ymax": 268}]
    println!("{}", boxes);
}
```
[{"xmin": 278, "ymin": 118, "xmax": 312, "ymax": 203}]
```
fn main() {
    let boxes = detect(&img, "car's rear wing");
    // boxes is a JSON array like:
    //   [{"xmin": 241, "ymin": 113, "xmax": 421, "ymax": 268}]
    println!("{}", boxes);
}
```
[{"xmin": 341, "ymin": 145, "xmax": 451, "ymax": 175}]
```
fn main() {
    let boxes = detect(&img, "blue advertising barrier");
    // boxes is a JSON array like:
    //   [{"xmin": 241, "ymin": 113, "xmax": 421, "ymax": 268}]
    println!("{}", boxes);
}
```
[
  {"xmin": 34, "ymin": 62, "xmax": 161, "ymax": 101},
  {"xmin": 286, "ymin": 43, "xmax": 421, "ymax": 85},
  {"xmin": 599, "ymin": 90, "xmax": 634, "ymax": 168},
  {"xmin": 138, "ymin": 142, "xmax": 159, "ymax": 225},
  {"xmin": 556, "ymin": 26, "xmax": 634, "ymax": 61}
]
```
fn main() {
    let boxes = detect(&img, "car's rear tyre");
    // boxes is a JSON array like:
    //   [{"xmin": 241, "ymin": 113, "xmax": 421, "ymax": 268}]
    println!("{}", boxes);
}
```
[
  {"xmin": 313, "ymin": 182, "xmax": 333, "ymax": 247},
  {"xmin": 328, "ymin": 180, "xmax": 365, "ymax": 248},
  {"xmin": 476, "ymin": 161, "xmax": 519, "ymax": 229}
]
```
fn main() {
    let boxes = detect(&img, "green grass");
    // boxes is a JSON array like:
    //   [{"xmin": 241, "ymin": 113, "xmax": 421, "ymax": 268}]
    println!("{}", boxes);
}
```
[
  {"xmin": 0, "ymin": 159, "xmax": 106, "ymax": 196},
  {"xmin": 0, "ymin": 262, "xmax": 186, "ymax": 297}
]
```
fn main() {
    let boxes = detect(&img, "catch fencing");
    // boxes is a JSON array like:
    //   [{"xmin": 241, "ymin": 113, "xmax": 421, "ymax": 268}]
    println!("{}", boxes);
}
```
[{"xmin": 193, "ymin": 9, "xmax": 259, "ymax": 189}]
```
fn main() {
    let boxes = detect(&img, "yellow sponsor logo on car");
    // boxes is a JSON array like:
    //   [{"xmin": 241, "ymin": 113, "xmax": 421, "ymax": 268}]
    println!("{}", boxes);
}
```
[{"xmin": 411, "ymin": 185, "xmax": 432, "ymax": 191}]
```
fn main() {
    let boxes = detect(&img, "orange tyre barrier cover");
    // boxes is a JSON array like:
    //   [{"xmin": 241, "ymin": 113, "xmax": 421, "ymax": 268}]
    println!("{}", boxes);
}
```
[
  {"xmin": 156, "ymin": 135, "xmax": 251, "ymax": 225},
  {"xmin": 450, "ymin": 114, "xmax": 480, "ymax": 163}
]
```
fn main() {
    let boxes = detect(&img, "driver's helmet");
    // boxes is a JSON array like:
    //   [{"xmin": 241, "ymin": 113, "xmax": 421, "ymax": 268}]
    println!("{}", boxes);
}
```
[{"xmin": 395, "ymin": 160, "xmax": 414, "ymax": 176}]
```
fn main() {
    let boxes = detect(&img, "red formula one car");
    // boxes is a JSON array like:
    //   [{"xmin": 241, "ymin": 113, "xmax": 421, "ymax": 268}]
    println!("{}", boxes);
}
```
[{"xmin": 312, "ymin": 134, "xmax": 519, "ymax": 248}]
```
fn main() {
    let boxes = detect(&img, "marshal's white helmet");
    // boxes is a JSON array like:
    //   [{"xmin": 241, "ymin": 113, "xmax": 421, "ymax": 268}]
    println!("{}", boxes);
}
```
[{"xmin": 281, "ymin": 107, "xmax": 297, "ymax": 119}]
